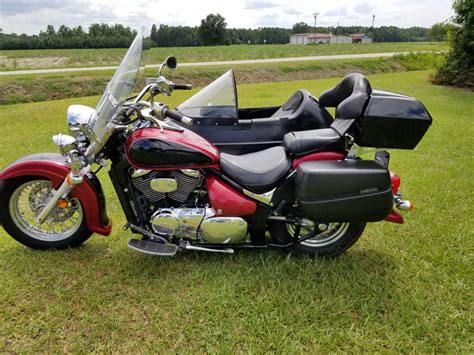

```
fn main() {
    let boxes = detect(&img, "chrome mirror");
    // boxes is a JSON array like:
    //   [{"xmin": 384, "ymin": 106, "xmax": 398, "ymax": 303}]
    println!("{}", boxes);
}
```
[{"xmin": 158, "ymin": 56, "xmax": 178, "ymax": 76}]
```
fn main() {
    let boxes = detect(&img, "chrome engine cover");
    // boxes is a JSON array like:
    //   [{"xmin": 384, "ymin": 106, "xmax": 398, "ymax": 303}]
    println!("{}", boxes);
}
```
[
  {"xmin": 150, "ymin": 208, "xmax": 249, "ymax": 243},
  {"xmin": 151, "ymin": 208, "xmax": 207, "ymax": 238},
  {"xmin": 199, "ymin": 217, "xmax": 248, "ymax": 244}
]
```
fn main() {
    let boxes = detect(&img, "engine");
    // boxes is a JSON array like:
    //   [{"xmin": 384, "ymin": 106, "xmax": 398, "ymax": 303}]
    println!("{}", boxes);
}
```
[
  {"xmin": 130, "ymin": 169, "xmax": 249, "ymax": 244},
  {"xmin": 131, "ymin": 169, "xmax": 201, "ymax": 205}
]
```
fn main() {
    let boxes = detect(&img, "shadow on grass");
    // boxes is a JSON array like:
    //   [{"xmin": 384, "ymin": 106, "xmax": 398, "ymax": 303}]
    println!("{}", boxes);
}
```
[{"xmin": 1, "ymin": 240, "xmax": 396, "ymax": 298}]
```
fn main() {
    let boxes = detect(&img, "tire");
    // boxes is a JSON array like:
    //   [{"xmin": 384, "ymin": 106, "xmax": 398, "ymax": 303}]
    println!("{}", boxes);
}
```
[
  {"xmin": 269, "ymin": 218, "xmax": 366, "ymax": 257},
  {"xmin": 0, "ymin": 177, "xmax": 92, "ymax": 250}
]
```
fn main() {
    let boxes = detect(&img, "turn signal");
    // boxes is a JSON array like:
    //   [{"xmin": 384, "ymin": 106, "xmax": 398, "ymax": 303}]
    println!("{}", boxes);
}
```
[{"xmin": 396, "ymin": 199, "xmax": 414, "ymax": 211}]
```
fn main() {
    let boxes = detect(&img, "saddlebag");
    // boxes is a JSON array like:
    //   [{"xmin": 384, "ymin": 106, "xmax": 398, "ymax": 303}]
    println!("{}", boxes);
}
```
[
  {"xmin": 354, "ymin": 90, "xmax": 432, "ymax": 149},
  {"xmin": 296, "ymin": 160, "xmax": 393, "ymax": 222}
]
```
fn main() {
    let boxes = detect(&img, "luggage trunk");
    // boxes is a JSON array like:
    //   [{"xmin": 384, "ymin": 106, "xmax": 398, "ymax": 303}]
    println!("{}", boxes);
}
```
[
  {"xmin": 296, "ymin": 160, "xmax": 393, "ymax": 222},
  {"xmin": 354, "ymin": 90, "xmax": 432, "ymax": 149}
]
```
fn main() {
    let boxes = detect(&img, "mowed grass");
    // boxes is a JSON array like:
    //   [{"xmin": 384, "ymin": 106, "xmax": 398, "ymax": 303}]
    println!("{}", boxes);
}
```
[
  {"xmin": 0, "ymin": 52, "xmax": 445, "ymax": 105},
  {"xmin": 0, "ymin": 71, "xmax": 472, "ymax": 352},
  {"xmin": 0, "ymin": 42, "xmax": 447, "ymax": 71}
]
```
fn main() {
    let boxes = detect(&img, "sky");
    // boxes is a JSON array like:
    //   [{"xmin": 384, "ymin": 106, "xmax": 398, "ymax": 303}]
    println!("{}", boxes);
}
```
[{"xmin": 0, "ymin": 0, "xmax": 454, "ymax": 35}]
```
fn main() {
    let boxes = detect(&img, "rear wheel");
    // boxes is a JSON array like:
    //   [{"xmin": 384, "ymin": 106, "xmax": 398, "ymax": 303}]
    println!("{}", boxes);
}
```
[
  {"xmin": 1, "ymin": 177, "xmax": 92, "ymax": 250},
  {"xmin": 269, "ymin": 217, "xmax": 366, "ymax": 257}
]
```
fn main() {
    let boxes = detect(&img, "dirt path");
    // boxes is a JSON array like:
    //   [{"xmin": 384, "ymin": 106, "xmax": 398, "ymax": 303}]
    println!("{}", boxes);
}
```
[{"xmin": 0, "ymin": 51, "xmax": 417, "ymax": 76}]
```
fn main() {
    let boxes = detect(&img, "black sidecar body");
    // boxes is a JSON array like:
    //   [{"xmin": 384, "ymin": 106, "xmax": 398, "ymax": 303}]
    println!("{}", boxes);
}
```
[{"xmin": 176, "ymin": 70, "xmax": 333, "ymax": 154}]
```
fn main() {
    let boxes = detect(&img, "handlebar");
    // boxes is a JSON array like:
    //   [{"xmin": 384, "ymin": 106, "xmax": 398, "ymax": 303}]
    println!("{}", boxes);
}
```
[
  {"xmin": 172, "ymin": 83, "xmax": 193, "ymax": 90},
  {"xmin": 163, "ymin": 107, "xmax": 193, "ymax": 126}
]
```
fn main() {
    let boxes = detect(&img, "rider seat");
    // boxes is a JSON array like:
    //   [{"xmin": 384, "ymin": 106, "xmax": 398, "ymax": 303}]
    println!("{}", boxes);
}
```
[{"xmin": 220, "ymin": 146, "xmax": 291, "ymax": 194}]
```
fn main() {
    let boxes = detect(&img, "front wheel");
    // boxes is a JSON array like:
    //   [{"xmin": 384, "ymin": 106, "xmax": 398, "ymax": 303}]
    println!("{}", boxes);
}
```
[
  {"xmin": 269, "ymin": 218, "xmax": 366, "ymax": 257},
  {"xmin": 0, "ymin": 177, "xmax": 92, "ymax": 250}
]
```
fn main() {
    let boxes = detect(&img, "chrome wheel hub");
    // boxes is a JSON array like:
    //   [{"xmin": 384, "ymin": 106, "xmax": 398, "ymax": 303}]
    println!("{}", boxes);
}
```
[
  {"xmin": 9, "ymin": 180, "xmax": 83, "ymax": 242},
  {"xmin": 286, "ymin": 221, "xmax": 349, "ymax": 247}
]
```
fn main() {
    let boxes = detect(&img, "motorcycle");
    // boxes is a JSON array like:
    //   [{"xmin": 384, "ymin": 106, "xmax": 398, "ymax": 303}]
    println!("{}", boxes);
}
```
[{"xmin": 0, "ymin": 30, "xmax": 432, "ymax": 257}]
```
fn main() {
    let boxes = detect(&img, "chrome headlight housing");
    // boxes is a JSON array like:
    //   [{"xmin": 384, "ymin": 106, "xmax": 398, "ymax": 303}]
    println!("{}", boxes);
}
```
[{"xmin": 67, "ymin": 105, "xmax": 97, "ymax": 138}]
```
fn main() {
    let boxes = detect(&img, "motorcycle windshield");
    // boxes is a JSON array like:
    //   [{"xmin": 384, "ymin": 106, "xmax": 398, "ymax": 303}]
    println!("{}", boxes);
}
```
[
  {"xmin": 177, "ymin": 70, "xmax": 238, "ymax": 119},
  {"xmin": 95, "ymin": 29, "xmax": 148, "ymax": 123}
]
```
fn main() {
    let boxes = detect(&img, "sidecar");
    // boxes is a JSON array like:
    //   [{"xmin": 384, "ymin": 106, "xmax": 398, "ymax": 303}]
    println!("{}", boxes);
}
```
[{"xmin": 177, "ymin": 70, "xmax": 334, "ymax": 154}]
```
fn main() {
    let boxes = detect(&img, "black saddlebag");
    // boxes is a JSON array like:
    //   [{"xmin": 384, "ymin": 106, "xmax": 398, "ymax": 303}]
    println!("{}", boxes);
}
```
[
  {"xmin": 296, "ymin": 160, "xmax": 393, "ymax": 222},
  {"xmin": 354, "ymin": 90, "xmax": 432, "ymax": 149}
]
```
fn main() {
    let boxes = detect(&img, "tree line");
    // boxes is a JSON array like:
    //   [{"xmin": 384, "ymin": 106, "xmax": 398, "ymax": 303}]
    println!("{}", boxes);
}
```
[{"xmin": 0, "ymin": 14, "xmax": 449, "ymax": 50}]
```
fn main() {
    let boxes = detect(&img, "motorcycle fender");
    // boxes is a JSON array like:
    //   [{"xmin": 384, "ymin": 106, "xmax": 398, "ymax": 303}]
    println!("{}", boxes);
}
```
[{"xmin": 0, "ymin": 153, "xmax": 112, "ymax": 236}]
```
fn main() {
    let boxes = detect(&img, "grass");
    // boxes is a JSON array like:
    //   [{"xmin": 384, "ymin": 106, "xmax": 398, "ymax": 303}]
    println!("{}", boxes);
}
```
[
  {"xmin": 0, "ymin": 42, "xmax": 447, "ymax": 71},
  {"xmin": 0, "ymin": 71, "xmax": 472, "ymax": 352},
  {"xmin": 0, "ymin": 52, "xmax": 445, "ymax": 105}
]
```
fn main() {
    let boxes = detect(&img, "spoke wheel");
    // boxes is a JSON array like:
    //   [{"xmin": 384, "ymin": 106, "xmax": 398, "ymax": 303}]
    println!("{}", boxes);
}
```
[
  {"xmin": 286, "ymin": 222, "xmax": 350, "ymax": 248},
  {"xmin": 269, "ymin": 215, "xmax": 366, "ymax": 257},
  {"xmin": 1, "ymin": 177, "xmax": 92, "ymax": 250}
]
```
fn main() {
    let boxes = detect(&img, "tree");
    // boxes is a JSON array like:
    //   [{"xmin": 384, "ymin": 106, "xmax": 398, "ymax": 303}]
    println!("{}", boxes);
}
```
[
  {"xmin": 433, "ymin": 0, "xmax": 474, "ymax": 88},
  {"xmin": 428, "ymin": 22, "xmax": 455, "ymax": 41},
  {"xmin": 198, "ymin": 13, "xmax": 227, "ymax": 46},
  {"xmin": 292, "ymin": 22, "xmax": 311, "ymax": 34},
  {"xmin": 46, "ymin": 25, "xmax": 55, "ymax": 36}
]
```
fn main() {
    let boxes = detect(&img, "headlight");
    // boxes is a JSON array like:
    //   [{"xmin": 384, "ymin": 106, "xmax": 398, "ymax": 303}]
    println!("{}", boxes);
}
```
[
  {"xmin": 67, "ymin": 105, "xmax": 97, "ymax": 137},
  {"xmin": 52, "ymin": 134, "xmax": 78, "ymax": 156}
]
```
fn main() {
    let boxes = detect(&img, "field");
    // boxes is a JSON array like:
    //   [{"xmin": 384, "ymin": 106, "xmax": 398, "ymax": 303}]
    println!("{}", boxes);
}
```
[
  {"xmin": 0, "ymin": 42, "xmax": 446, "ymax": 71},
  {"xmin": 0, "ymin": 71, "xmax": 472, "ymax": 352},
  {"xmin": 0, "ymin": 53, "xmax": 444, "ymax": 105}
]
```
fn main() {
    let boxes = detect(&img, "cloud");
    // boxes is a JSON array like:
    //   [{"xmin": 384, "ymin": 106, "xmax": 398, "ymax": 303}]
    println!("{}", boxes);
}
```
[
  {"xmin": 1, "ymin": 0, "xmax": 72, "ymax": 16},
  {"xmin": 244, "ymin": 0, "xmax": 277, "ymax": 10},
  {"xmin": 324, "ymin": 6, "xmax": 348, "ymax": 17},
  {"xmin": 0, "ymin": 0, "xmax": 456, "ymax": 35},
  {"xmin": 354, "ymin": 2, "xmax": 376, "ymax": 14},
  {"xmin": 284, "ymin": 7, "xmax": 303, "ymax": 16}
]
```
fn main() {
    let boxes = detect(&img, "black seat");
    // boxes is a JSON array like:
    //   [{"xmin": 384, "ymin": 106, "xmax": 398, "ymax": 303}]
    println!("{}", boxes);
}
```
[
  {"xmin": 319, "ymin": 73, "xmax": 372, "ymax": 120},
  {"xmin": 220, "ymin": 146, "xmax": 291, "ymax": 193},
  {"xmin": 270, "ymin": 90, "xmax": 333, "ymax": 128},
  {"xmin": 283, "ymin": 128, "xmax": 344, "ymax": 156}
]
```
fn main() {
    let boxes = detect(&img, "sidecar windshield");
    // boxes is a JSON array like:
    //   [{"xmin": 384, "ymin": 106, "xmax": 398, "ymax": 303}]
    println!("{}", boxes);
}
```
[{"xmin": 177, "ymin": 70, "xmax": 238, "ymax": 120}]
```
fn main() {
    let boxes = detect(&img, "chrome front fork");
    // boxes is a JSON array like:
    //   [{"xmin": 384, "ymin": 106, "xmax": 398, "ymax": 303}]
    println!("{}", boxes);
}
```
[{"xmin": 36, "ymin": 159, "xmax": 87, "ymax": 224}]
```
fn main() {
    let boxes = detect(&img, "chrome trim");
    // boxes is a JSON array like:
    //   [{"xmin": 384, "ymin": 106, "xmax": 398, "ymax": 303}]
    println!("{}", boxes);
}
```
[
  {"xmin": 150, "ymin": 178, "xmax": 177, "ymax": 193},
  {"xmin": 180, "ymin": 169, "xmax": 201, "ymax": 178},
  {"xmin": 199, "ymin": 216, "xmax": 248, "ymax": 244},
  {"xmin": 243, "ymin": 188, "xmax": 276, "ymax": 206},
  {"xmin": 181, "ymin": 241, "xmax": 234, "ymax": 254},
  {"xmin": 131, "ymin": 169, "xmax": 151, "ymax": 179}
]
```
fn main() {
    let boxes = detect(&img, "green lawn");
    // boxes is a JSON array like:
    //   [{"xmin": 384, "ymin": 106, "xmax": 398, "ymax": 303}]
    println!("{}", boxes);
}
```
[
  {"xmin": 0, "ymin": 71, "xmax": 472, "ymax": 352},
  {"xmin": 0, "ymin": 53, "xmax": 444, "ymax": 105},
  {"xmin": 0, "ymin": 42, "xmax": 446, "ymax": 71}
]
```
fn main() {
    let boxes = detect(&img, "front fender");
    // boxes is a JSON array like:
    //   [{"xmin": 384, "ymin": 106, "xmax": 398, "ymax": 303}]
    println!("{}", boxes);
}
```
[{"xmin": 0, "ymin": 153, "xmax": 112, "ymax": 236}]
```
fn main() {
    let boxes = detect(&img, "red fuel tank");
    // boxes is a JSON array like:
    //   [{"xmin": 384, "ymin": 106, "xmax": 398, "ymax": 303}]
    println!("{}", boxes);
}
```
[{"xmin": 125, "ymin": 127, "xmax": 219, "ymax": 170}]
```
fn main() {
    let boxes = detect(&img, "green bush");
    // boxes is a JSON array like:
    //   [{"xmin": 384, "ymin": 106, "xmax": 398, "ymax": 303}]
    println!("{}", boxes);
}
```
[{"xmin": 433, "ymin": 0, "xmax": 474, "ymax": 88}]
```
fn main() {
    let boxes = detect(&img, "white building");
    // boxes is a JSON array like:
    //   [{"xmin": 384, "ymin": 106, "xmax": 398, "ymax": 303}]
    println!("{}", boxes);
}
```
[
  {"xmin": 290, "ymin": 33, "xmax": 371, "ymax": 45},
  {"xmin": 351, "ymin": 34, "xmax": 373, "ymax": 43}
]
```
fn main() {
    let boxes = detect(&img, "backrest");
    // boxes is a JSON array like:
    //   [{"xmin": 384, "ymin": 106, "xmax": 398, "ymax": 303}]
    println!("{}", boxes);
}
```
[{"xmin": 319, "ymin": 73, "xmax": 372, "ymax": 119}]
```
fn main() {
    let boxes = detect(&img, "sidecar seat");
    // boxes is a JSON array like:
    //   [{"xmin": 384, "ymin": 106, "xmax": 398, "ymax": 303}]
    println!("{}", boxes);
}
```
[{"xmin": 270, "ymin": 90, "xmax": 333, "ymax": 129}]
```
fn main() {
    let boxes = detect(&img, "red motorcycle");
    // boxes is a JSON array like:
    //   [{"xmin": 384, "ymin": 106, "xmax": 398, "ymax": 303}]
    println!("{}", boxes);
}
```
[{"xmin": 0, "ymin": 31, "xmax": 432, "ymax": 257}]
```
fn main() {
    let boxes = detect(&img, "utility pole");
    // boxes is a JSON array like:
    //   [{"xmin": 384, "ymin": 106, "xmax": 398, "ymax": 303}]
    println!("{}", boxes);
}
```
[
  {"xmin": 372, "ymin": 14, "xmax": 375, "ymax": 43},
  {"xmin": 312, "ymin": 12, "xmax": 319, "ymax": 44},
  {"xmin": 336, "ymin": 21, "xmax": 339, "ymax": 44}
]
